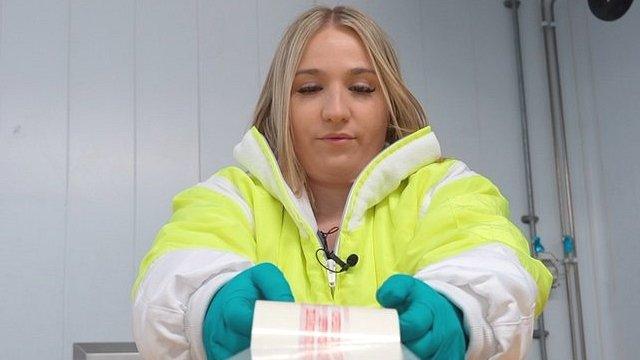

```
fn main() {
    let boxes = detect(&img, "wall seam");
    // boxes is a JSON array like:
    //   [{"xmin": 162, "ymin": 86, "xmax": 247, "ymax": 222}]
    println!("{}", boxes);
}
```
[
  {"xmin": 62, "ymin": 0, "xmax": 71, "ymax": 357},
  {"xmin": 132, "ymin": 0, "xmax": 139, "ymax": 296},
  {"xmin": 417, "ymin": 0, "xmax": 430, "ymax": 121},
  {"xmin": 577, "ymin": 1, "xmax": 612, "ymax": 358},
  {"xmin": 469, "ymin": 2, "xmax": 482, "ymax": 163},
  {"xmin": 0, "ymin": 0, "xmax": 4, "ymax": 128},
  {"xmin": 256, "ymin": 0, "xmax": 261, "ymax": 90},
  {"xmin": 196, "ymin": 0, "xmax": 203, "ymax": 182}
]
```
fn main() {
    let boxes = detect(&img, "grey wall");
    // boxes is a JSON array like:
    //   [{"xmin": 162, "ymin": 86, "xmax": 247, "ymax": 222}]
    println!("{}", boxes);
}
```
[
  {"xmin": 565, "ymin": 0, "xmax": 640, "ymax": 359},
  {"xmin": 0, "ymin": 0, "xmax": 637, "ymax": 359}
]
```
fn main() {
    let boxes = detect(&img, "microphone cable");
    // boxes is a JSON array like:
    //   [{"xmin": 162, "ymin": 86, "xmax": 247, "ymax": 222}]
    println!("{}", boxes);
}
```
[{"xmin": 315, "ymin": 226, "xmax": 358, "ymax": 273}]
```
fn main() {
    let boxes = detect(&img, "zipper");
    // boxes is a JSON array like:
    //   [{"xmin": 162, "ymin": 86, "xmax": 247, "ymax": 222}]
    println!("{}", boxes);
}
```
[
  {"xmin": 330, "ymin": 188, "xmax": 356, "ymax": 283},
  {"xmin": 327, "ymin": 259, "xmax": 336, "ymax": 288},
  {"xmin": 314, "ymin": 181, "xmax": 360, "ymax": 293},
  {"xmin": 315, "ymin": 230, "xmax": 338, "ymax": 289}
]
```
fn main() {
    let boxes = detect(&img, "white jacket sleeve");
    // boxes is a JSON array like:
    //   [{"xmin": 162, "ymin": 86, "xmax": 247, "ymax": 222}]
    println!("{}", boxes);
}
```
[
  {"xmin": 132, "ymin": 249, "xmax": 253, "ymax": 360},
  {"xmin": 414, "ymin": 243, "xmax": 538, "ymax": 360}
]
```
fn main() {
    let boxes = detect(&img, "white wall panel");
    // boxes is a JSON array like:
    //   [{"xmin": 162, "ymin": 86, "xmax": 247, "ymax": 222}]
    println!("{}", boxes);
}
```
[
  {"xmin": 418, "ymin": 1, "xmax": 483, "ymax": 170},
  {"xmin": 257, "ymin": 0, "xmax": 315, "ymax": 81},
  {"xmin": 563, "ymin": 2, "xmax": 612, "ymax": 358},
  {"xmin": 65, "ymin": 1, "xmax": 135, "ymax": 359},
  {"xmin": 199, "ymin": 0, "xmax": 259, "ymax": 178},
  {"xmin": 0, "ymin": 1, "xmax": 68, "ymax": 359},
  {"xmin": 134, "ymin": 0, "xmax": 200, "ymax": 266},
  {"xmin": 566, "ymin": 0, "xmax": 640, "ymax": 359},
  {"xmin": 585, "ymin": 11, "xmax": 640, "ymax": 360}
]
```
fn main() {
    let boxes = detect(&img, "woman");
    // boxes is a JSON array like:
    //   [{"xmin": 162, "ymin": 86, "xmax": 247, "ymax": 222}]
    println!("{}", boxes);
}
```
[{"xmin": 132, "ymin": 5, "xmax": 552, "ymax": 360}]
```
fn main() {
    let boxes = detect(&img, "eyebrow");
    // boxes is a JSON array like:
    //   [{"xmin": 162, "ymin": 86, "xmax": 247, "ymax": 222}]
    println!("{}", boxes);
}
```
[{"xmin": 295, "ymin": 67, "xmax": 376, "ymax": 76}]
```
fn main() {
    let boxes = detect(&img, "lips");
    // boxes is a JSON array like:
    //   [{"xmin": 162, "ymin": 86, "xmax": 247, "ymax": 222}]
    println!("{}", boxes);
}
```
[
  {"xmin": 320, "ymin": 134, "xmax": 355, "ymax": 145},
  {"xmin": 321, "ymin": 133, "xmax": 355, "ymax": 140}
]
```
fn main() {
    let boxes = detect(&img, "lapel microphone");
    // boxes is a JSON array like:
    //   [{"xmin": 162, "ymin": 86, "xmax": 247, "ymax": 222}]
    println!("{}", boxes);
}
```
[{"xmin": 315, "ymin": 227, "xmax": 359, "ymax": 273}]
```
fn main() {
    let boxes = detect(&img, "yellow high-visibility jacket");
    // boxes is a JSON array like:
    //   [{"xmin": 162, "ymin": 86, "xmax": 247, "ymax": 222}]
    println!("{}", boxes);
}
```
[{"xmin": 132, "ymin": 126, "xmax": 552, "ymax": 359}]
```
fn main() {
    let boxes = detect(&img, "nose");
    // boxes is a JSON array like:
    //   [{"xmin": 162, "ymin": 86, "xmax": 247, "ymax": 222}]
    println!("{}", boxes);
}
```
[{"xmin": 321, "ymin": 85, "xmax": 350, "ymax": 123}]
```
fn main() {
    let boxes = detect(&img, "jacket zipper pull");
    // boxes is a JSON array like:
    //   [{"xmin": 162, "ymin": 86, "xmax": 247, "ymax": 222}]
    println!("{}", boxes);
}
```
[
  {"xmin": 327, "ymin": 259, "xmax": 336, "ymax": 288},
  {"xmin": 316, "ymin": 228, "xmax": 338, "ymax": 289}
]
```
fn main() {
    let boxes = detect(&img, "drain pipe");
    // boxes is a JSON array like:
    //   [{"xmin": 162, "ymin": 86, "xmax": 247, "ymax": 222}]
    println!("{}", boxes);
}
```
[
  {"xmin": 503, "ymin": 1, "xmax": 549, "ymax": 359},
  {"xmin": 540, "ymin": 1, "xmax": 587, "ymax": 359}
]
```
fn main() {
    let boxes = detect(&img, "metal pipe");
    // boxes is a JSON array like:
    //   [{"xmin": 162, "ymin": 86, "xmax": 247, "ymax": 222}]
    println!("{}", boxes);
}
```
[
  {"xmin": 503, "ymin": 1, "xmax": 549, "ymax": 359},
  {"xmin": 540, "ymin": 1, "xmax": 587, "ymax": 359}
]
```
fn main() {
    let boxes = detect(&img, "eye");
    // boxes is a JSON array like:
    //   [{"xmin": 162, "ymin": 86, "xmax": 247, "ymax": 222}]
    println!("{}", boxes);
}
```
[
  {"xmin": 350, "ymin": 84, "xmax": 375, "ymax": 94},
  {"xmin": 298, "ymin": 85, "xmax": 322, "ymax": 94}
]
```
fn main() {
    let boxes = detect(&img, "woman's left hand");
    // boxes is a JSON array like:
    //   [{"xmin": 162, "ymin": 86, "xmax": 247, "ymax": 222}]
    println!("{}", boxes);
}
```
[{"xmin": 376, "ymin": 274, "xmax": 467, "ymax": 359}]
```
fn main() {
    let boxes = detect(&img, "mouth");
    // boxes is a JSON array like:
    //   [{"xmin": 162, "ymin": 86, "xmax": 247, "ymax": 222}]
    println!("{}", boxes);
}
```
[
  {"xmin": 320, "ymin": 133, "xmax": 355, "ymax": 143},
  {"xmin": 321, "ymin": 138, "xmax": 354, "ymax": 144}
]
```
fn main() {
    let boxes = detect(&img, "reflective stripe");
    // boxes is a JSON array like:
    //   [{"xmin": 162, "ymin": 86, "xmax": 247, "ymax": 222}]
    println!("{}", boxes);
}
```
[
  {"xmin": 132, "ymin": 249, "xmax": 253, "ymax": 360},
  {"xmin": 414, "ymin": 243, "xmax": 538, "ymax": 359},
  {"xmin": 418, "ymin": 160, "xmax": 478, "ymax": 219},
  {"xmin": 198, "ymin": 174, "xmax": 254, "ymax": 230}
]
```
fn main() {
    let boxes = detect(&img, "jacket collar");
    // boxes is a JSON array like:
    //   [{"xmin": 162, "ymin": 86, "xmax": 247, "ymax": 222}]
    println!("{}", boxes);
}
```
[{"xmin": 233, "ymin": 126, "xmax": 441, "ymax": 235}]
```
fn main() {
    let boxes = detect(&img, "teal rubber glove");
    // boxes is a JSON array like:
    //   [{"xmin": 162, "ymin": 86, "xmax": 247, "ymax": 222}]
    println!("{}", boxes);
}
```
[
  {"xmin": 202, "ymin": 263, "xmax": 295, "ymax": 360},
  {"xmin": 376, "ymin": 274, "xmax": 467, "ymax": 360}
]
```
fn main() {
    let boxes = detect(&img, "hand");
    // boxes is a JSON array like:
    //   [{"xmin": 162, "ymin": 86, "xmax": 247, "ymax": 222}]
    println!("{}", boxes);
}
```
[
  {"xmin": 202, "ymin": 263, "xmax": 295, "ymax": 360},
  {"xmin": 377, "ymin": 274, "xmax": 467, "ymax": 360}
]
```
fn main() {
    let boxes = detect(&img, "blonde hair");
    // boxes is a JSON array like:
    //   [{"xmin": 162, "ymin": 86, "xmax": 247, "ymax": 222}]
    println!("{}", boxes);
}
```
[{"xmin": 252, "ymin": 5, "xmax": 428, "ymax": 200}]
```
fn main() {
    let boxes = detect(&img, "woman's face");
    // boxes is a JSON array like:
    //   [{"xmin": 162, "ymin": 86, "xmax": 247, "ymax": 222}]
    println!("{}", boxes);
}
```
[{"xmin": 290, "ymin": 25, "xmax": 389, "ymax": 187}]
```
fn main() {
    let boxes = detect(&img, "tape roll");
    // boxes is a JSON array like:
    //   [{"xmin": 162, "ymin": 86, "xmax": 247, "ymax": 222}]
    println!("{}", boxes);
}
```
[{"xmin": 247, "ymin": 300, "xmax": 413, "ymax": 359}]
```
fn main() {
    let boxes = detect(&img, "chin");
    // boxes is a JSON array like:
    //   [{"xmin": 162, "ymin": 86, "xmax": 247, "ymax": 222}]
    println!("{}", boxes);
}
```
[{"xmin": 324, "ymin": 161, "xmax": 364, "ymax": 181}]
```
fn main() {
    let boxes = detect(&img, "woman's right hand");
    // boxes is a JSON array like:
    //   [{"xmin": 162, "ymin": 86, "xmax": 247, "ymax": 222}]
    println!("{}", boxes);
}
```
[{"xmin": 202, "ymin": 263, "xmax": 295, "ymax": 360}]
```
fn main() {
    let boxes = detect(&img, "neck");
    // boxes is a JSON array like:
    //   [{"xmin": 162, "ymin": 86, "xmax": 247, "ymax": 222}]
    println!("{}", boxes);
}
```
[{"xmin": 309, "ymin": 179, "xmax": 351, "ymax": 226}]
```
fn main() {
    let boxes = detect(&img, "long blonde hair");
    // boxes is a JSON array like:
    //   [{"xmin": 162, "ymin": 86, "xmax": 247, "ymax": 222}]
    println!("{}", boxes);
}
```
[{"xmin": 252, "ymin": 5, "xmax": 428, "ymax": 199}]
